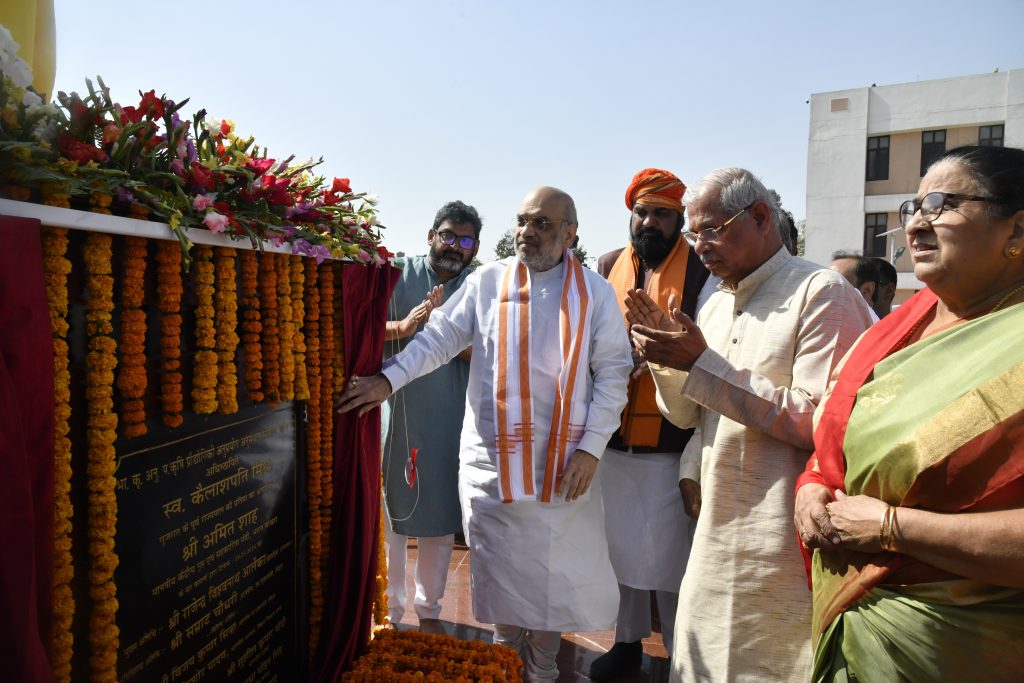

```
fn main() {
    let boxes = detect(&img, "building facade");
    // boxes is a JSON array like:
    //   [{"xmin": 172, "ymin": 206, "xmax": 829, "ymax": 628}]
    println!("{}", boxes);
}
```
[{"xmin": 806, "ymin": 69, "xmax": 1024, "ymax": 302}]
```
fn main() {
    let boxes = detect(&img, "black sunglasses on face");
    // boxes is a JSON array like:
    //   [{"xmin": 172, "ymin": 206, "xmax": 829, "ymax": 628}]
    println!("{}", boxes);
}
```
[{"xmin": 437, "ymin": 230, "xmax": 477, "ymax": 249}]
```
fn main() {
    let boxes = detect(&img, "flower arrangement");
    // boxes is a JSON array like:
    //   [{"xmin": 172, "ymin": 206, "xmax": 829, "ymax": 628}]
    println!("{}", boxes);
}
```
[
  {"xmin": 1, "ymin": 33, "xmax": 389, "ymax": 269},
  {"xmin": 344, "ymin": 629, "xmax": 523, "ymax": 683}
]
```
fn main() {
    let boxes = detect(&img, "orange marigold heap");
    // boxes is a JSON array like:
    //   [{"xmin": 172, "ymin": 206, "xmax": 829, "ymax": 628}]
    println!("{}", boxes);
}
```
[
  {"xmin": 116, "ymin": 236, "xmax": 148, "ymax": 438},
  {"xmin": 344, "ymin": 629, "xmax": 523, "ymax": 683},
  {"xmin": 260, "ymin": 253, "xmax": 280, "ymax": 404},
  {"xmin": 373, "ymin": 506, "xmax": 389, "ymax": 626},
  {"xmin": 82, "ymin": 232, "xmax": 120, "ymax": 682},
  {"xmin": 156, "ymin": 241, "xmax": 184, "ymax": 427},
  {"xmin": 41, "ymin": 227, "xmax": 74, "ymax": 683},
  {"xmin": 238, "ymin": 249, "xmax": 263, "ymax": 402},
  {"xmin": 191, "ymin": 245, "xmax": 218, "ymax": 414},
  {"xmin": 214, "ymin": 247, "xmax": 239, "ymax": 414}
]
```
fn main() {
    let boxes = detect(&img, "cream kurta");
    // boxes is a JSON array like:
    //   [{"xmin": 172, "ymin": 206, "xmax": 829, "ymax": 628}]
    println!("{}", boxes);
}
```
[
  {"xmin": 650, "ymin": 248, "xmax": 873, "ymax": 682},
  {"xmin": 383, "ymin": 257, "xmax": 632, "ymax": 632}
]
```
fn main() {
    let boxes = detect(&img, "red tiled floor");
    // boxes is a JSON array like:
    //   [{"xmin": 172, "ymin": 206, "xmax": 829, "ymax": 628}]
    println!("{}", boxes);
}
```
[{"xmin": 389, "ymin": 542, "xmax": 670, "ymax": 682}]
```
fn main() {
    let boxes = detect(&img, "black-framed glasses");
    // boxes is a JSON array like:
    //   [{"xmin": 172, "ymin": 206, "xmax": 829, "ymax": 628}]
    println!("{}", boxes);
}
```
[
  {"xmin": 516, "ymin": 215, "xmax": 566, "ymax": 233},
  {"xmin": 437, "ymin": 230, "xmax": 478, "ymax": 250},
  {"xmin": 683, "ymin": 202, "xmax": 755, "ymax": 246},
  {"xmin": 898, "ymin": 192, "xmax": 996, "ymax": 229}
]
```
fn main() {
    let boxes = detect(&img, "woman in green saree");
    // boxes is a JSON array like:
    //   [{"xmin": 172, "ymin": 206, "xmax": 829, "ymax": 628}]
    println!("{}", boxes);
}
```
[{"xmin": 794, "ymin": 145, "xmax": 1024, "ymax": 682}]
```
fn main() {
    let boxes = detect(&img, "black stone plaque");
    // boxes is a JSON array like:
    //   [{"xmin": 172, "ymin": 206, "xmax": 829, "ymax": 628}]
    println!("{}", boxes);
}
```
[{"xmin": 114, "ymin": 403, "xmax": 299, "ymax": 683}]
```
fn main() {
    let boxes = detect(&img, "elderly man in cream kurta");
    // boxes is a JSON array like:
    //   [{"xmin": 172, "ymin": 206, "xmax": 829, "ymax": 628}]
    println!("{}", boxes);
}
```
[{"xmin": 626, "ymin": 168, "xmax": 873, "ymax": 683}]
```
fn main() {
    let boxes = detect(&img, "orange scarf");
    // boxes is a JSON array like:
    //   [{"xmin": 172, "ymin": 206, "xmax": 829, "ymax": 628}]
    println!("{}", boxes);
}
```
[
  {"xmin": 606, "ymin": 238, "xmax": 689, "ymax": 446},
  {"xmin": 494, "ymin": 252, "xmax": 592, "ymax": 502}
]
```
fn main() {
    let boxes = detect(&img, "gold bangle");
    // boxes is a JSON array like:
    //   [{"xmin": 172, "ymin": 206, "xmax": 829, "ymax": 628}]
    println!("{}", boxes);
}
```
[
  {"xmin": 885, "ymin": 506, "xmax": 899, "ymax": 552},
  {"xmin": 878, "ymin": 504, "xmax": 891, "ymax": 551}
]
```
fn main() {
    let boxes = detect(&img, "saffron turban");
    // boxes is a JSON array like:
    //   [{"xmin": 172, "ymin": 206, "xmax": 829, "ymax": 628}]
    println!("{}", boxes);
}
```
[{"xmin": 624, "ymin": 168, "xmax": 686, "ymax": 213}]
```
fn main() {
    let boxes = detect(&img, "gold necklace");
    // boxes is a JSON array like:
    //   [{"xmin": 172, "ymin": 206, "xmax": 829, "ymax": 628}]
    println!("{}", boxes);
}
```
[{"xmin": 989, "ymin": 281, "xmax": 1024, "ymax": 314}]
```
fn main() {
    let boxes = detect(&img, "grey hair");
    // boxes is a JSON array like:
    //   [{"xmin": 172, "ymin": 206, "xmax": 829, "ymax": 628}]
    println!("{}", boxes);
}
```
[{"xmin": 683, "ymin": 168, "xmax": 790, "ymax": 251}]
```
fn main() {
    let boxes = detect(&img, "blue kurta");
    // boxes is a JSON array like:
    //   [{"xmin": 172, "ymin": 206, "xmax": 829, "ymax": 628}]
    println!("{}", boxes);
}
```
[{"xmin": 381, "ymin": 255, "xmax": 472, "ymax": 536}]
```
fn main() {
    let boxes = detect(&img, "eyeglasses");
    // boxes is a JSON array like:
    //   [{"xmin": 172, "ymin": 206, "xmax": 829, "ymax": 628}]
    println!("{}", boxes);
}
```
[
  {"xmin": 683, "ymin": 203, "xmax": 754, "ymax": 246},
  {"xmin": 516, "ymin": 216, "xmax": 566, "ymax": 233},
  {"xmin": 898, "ymin": 192, "xmax": 996, "ymax": 229},
  {"xmin": 437, "ymin": 230, "xmax": 478, "ymax": 250}
]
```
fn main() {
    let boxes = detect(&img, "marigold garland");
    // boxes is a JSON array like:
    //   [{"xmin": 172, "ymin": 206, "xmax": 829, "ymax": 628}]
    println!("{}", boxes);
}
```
[
  {"xmin": 291, "ymin": 256, "xmax": 309, "ymax": 400},
  {"xmin": 156, "ymin": 241, "xmax": 184, "ymax": 427},
  {"xmin": 277, "ymin": 255, "xmax": 296, "ymax": 401},
  {"xmin": 214, "ymin": 247, "xmax": 239, "ymax": 414},
  {"xmin": 41, "ymin": 227, "xmax": 74, "ymax": 683},
  {"xmin": 82, "ymin": 232, "xmax": 120, "ymax": 682},
  {"xmin": 333, "ymin": 265, "xmax": 346, "ymax": 393},
  {"xmin": 238, "ymin": 249, "xmax": 263, "ymax": 402},
  {"xmin": 116, "ymin": 236, "xmax": 148, "ymax": 438},
  {"xmin": 373, "ymin": 502, "xmax": 389, "ymax": 627},
  {"xmin": 191, "ymin": 245, "xmax": 218, "ymax": 414},
  {"xmin": 304, "ymin": 260, "xmax": 323, "ymax": 659},
  {"xmin": 89, "ymin": 191, "xmax": 113, "ymax": 215},
  {"xmin": 318, "ymin": 263, "xmax": 337, "ymax": 582},
  {"xmin": 40, "ymin": 181, "xmax": 71, "ymax": 208},
  {"xmin": 343, "ymin": 629, "xmax": 523, "ymax": 683},
  {"xmin": 259, "ymin": 253, "xmax": 280, "ymax": 405}
]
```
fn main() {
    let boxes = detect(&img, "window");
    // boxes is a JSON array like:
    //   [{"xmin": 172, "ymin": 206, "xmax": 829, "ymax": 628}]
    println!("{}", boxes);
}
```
[
  {"xmin": 920, "ymin": 130, "xmax": 946, "ymax": 175},
  {"xmin": 864, "ymin": 213, "xmax": 888, "ymax": 257},
  {"xmin": 979, "ymin": 124, "xmax": 1004, "ymax": 147},
  {"xmin": 866, "ymin": 136, "xmax": 890, "ymax": 181}
]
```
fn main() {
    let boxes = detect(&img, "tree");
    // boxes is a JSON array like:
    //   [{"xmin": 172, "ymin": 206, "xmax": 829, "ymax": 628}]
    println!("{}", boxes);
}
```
[{"xmin": 492, "ymin": 229, "xmax": 591, "ymax": 267}]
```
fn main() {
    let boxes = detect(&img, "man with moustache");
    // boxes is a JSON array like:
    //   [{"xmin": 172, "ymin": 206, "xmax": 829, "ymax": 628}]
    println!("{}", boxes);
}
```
[
  {"xmin": 590, "ymin": 169, "xmax": 709, "ymax": 680},
  {"xmin": 380, "ymin": 200, "xmax": 481, "ymax": 633},
  {"xmin": 339, "ymin": 187, "xmax": 632, "ymax": 682},
  {"xmin": 625, "ymin": 168, "xmax": 872, "ymax": 682}
]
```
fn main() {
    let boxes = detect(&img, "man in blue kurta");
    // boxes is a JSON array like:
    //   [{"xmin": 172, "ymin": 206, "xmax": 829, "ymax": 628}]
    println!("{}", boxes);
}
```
[{"xmin": 381, "ymin": 200, "xmax": 482, "ymax": 632}]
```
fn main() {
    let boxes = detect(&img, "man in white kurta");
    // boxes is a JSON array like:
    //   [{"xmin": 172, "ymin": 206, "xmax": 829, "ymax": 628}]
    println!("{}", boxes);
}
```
[
  {"xmin": 339, "ymin": 187, "xmax": 632, "ymax": 682},
  {"xmin": 627, "ymin": 168, "xmax": 874, "ymax": 682}
]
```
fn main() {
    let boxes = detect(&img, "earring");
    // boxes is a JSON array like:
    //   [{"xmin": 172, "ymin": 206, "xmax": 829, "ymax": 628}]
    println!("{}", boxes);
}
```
[{"xmin": 1008, "ymin": 246, "xmax": 1022, "ymax": 259}]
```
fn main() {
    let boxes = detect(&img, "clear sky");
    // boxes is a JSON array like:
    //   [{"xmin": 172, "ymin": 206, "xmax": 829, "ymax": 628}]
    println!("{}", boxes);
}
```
[{"xmin": 52, "ymin": 0, "xmax": 1023, "ymax": 264}]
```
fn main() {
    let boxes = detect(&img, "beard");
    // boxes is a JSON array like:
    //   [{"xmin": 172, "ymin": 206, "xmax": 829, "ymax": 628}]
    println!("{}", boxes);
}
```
[
  {"xmin": 429, "ymin": 242, "xmax": 470, "ymax": 275},
  {"xmin": 631, "ymin": 228, "xmax": 679, "ymax": 269}
]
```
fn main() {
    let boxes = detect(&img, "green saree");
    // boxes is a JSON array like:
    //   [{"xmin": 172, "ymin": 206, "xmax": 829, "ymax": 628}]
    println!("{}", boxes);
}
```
[{"xmin": 802, "ymin": 290, "xmax": 1024, "ymax": 682}]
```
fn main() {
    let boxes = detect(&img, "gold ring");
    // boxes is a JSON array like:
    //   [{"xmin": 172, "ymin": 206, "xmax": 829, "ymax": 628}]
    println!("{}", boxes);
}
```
[{"xmin": 825, "ymin": 502, "xmax": 834, "ymax": 515}]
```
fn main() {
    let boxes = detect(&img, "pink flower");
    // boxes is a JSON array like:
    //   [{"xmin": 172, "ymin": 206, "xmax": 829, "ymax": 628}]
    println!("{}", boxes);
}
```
[
  {"xmin": 192, "ymin": 193, "xmax": 216, "ymax": 211},
  {"xmin": 355, "ymin": 250, "xmax": 372, "ymax": 263},
  {"xmin": 203, "ymin": 211, "xmax": 229, "ymax": 234}
]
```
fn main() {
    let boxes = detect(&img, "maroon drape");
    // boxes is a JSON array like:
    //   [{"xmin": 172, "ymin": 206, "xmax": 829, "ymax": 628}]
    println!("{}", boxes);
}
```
[
  {"xmin": 311, "ymin": 261, "xmax": 398, "ymax": 682},
  {"xmin": 0, "ymin": 217, "xmax": 56, "ymax": 682}
]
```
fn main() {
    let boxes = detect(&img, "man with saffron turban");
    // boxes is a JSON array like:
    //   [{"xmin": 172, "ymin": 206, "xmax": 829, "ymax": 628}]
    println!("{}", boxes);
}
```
[
  {"xmin": 339, "ymin": 186, "xmax": 632, "ymax": 682},
  {"xmin": 589, "ymin": 169, "xmax": 710, "ymax": 680}
]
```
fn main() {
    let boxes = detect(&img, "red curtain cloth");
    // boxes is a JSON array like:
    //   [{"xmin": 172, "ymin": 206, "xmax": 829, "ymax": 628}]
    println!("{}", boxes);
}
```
[
  {"xmin": 0, "ymin": 216, "xmax": 56, "ymax": 682},
  {"xmin": 312, "ymin": 261, "xmax": 399, "ymax": 682}
]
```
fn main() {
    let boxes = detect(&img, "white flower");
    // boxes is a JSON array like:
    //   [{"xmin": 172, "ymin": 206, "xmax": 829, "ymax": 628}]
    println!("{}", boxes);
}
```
[
  {"xmin": 21, "ymin": 89, "xmax": 42, "ymax": 107},
  {"xmin": 0, "ymin": 26, "xmax": 33, "ymax": 90}
]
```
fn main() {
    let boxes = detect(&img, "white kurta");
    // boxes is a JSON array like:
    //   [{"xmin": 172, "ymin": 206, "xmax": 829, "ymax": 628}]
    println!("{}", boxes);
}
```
[
  {"xmin": 650, "ymin": 248, "xmax": 874, "ymax": 683},
  {"xmin": 383, "ymin": 257, "xmax": 632, "ymax": 632}
]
